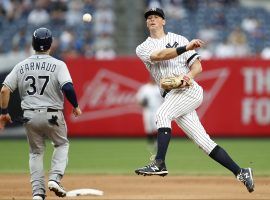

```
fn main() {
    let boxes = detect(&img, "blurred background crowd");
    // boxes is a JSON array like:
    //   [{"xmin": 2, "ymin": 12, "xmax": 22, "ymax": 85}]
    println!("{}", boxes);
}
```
[{"xmin": 1, "ymin": 0, "xmax": 270, "ymax": 61}]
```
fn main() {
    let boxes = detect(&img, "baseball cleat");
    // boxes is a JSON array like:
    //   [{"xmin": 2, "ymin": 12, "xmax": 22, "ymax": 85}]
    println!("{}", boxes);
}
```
[
  {"xmin": 48, "ymin": 180, "xmax": 66, "ymax": 197},
  {"xmin": 135, "ymin": 159, "xmax": 168, "ymax": 177},
  {"xmin": 236, "ymin": 168, "xmax": 255, "ymax": 193},
  {"xmin": 33, "ymin": 194, "xmax": 45, "ymax": 200}
]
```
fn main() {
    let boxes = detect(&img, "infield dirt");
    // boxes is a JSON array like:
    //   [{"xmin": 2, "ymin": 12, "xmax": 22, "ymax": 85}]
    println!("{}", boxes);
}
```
[{"xmin": 0, "ymin": 174, "xmax": 269, "ymax": 200}]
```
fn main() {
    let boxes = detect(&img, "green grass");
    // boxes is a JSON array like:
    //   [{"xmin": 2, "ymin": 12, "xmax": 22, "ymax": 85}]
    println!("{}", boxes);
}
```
[{"xmin": 0, "ymin": 138, "xmax": 269, "ymax": 176}]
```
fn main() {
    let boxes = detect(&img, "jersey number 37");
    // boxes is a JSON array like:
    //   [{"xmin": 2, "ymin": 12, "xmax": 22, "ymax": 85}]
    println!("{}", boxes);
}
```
[{"xmin": 25, "ymin": 75, "xmax": 50, "ymax": 95}]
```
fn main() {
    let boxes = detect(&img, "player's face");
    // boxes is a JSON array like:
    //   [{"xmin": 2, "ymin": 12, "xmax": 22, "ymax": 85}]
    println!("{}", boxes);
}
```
[{"xmin": 146, "ymin": 15, "xmax": 165, "ymax": 30}]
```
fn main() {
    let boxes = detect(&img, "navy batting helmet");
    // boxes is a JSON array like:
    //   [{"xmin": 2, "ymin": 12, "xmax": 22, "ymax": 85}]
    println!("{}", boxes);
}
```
[{"xmin": 32, "ymin": 27, "xmax": 53, "ymax": 52}]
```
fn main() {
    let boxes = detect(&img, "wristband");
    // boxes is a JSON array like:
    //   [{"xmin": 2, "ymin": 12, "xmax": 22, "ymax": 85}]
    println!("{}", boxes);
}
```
[
  {"xmin": 1, "ymin": 108, "xmax": 8, "ymax": 114},
  {"xmin": 176, "ymin": 45, "xmax": 187, "ymax": 55}
]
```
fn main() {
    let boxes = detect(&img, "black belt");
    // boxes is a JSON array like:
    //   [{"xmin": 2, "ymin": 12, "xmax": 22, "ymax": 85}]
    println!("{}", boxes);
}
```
[
  {"xmin": 24, "ymin": 108, "xmax": 58, "ymax": 112},
  {"xmin": 162, "ymin": 90, "xmax": 171, "ymax": 98}
]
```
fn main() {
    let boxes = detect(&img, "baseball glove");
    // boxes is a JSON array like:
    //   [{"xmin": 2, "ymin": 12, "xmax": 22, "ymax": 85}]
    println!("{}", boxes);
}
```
[{"xmin": 160, "ymin": 74, "xmax": 193, "ymax": 90}]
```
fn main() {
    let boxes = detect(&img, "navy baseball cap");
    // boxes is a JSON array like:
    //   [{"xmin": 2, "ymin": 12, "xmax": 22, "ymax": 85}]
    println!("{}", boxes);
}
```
[{"xmin": 144, "ymin": 7, "xmax": 165, "ymax": 19}]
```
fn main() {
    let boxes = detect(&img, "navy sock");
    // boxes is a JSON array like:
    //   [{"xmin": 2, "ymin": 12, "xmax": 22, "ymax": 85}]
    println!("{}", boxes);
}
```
[
  {"xmin": 209, "ymin": 145, "xmax": 241, "ymax": 176},
  {"xmin": 155, "ymin": 128, "xmax": 171, "ymax": 161}
]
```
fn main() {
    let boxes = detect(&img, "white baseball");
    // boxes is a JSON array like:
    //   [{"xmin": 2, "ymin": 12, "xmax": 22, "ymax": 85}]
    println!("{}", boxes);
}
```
[{"xmin": 83, "ymin": 13, "xmax": 92, "ymax": 22}]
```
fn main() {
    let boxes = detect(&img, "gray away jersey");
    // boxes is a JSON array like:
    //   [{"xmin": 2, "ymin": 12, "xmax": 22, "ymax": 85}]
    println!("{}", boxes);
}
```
[
  {"xmin": 3, "ymin": 54, "xmax": 72, "ymax": 110},
  {"xmin": 136, "ymin": 32, "xmax": 200, "ymax": 85}
]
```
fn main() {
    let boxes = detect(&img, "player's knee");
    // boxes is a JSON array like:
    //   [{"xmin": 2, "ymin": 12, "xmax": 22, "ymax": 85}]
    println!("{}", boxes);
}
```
[
  {"xmin": 156, "ymin": 110, "xmax": 166, "ymax": 121},
  {"xmin": 155, "ymin": 110, "xmax": 172, "ymax": 127},
  {"xmin": 30, "ymin": 146, "xmax": 45, "ymax": 154},
  {"xmin": 54, "ymin": 140, "xmax": 69, "ymax": 148}
]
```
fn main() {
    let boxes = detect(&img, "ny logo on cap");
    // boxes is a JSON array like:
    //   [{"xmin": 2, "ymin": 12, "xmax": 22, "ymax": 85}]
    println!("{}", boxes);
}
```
[{"xmin": 150, "ymin": 7, "xmax": 157, "ymax": 11}]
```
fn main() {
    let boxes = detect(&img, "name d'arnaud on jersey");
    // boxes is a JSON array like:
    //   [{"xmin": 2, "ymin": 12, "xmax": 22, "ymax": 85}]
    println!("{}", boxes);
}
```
[{"xmin": 19, "ymin": 62, "xmax": 56, "ymax": 74}]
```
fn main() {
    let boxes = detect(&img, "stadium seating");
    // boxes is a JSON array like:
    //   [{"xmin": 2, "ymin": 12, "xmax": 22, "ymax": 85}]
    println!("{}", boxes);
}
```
[{"xmin": 0, "ymin": 0, "xmax": 270, "ymax": 57}]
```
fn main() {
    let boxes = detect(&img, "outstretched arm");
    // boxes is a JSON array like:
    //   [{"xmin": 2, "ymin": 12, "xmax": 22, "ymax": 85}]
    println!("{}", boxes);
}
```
[{"xmin": 150, "ymin": 39, "xmax": 204, "ymax": 61}]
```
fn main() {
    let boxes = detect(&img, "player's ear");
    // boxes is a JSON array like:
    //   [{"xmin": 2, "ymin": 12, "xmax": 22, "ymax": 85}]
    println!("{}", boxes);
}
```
[{"xmin": 163, "ymin": 19, "xmax": 166, "ymax": 26}]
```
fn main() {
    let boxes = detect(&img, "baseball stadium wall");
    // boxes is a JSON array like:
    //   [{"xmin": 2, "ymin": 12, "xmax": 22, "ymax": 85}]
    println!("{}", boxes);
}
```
[{"xmin": 64, "ymin": 57, "xmax": 270, "ymax": 137}]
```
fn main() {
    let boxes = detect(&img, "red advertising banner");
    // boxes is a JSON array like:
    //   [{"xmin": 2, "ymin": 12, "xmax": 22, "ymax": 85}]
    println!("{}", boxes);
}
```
[
  {"xmin": 65, "ymin": 57, "xmax": 270, "ymax": 137},
  {"xmin": 199, "ymin": 59, "xmax": 270, "ymax": 137}
]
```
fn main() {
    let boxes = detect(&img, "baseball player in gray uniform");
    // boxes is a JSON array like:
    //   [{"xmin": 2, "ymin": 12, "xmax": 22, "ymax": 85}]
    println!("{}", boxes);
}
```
[
  {"xmin": 0, "ymin": 28, "xmax": 82, "ymax": 200},
  {"xmin": 134, "ymin": 8, "xmax": 254, "ymax": 193}
]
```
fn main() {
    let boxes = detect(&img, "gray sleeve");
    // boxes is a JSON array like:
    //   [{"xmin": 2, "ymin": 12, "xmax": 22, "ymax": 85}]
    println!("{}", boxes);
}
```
[
  {"xmin": 3, "ymin": 67, "xmax": 18, "ymax": 92},
  {"xmin": 57, "ymin": 61, "xmax": 73, "ymax": 88}
]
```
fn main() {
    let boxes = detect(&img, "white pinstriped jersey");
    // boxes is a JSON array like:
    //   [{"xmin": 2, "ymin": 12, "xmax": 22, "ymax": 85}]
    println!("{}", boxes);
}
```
[
  {"xmin": 136, "ymin": 32, "xmax": 200, "ymax": 86},
  {"xmin": 3, "ymin": 54, "xmax": 72, "ymax": 110}
]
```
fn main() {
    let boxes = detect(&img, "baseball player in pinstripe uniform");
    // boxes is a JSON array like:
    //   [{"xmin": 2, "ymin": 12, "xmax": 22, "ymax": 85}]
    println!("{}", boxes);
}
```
[
  {"xmin": 135, "ymin": 8, "xmax": 254, "ymax": 193},
  {"xmin": 0, "ymin": 28, "xmax": 82, "ymax": 200}
]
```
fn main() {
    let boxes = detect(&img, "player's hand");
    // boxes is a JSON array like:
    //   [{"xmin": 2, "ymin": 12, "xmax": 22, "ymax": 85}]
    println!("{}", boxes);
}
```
[
  {"xmin": 180, "ymin": 74, "xmax": 193, "ymax": 88},
  {"xmin": 72, "ymin": 106, "xmax": 82, "ymax": 117},
  {"xmin": 186, "ymin": 39, "xmax": 205, "ymax": 51},
  {"xmin": 0, "ymin": 114, "xmax": 13, "ymax": 131}
]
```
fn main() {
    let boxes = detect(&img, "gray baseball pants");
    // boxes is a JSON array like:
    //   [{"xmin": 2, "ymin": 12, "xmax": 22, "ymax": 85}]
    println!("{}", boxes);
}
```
[{"xmin": 23, "ymin": 109, "xmax": 69, "ymax": 196}]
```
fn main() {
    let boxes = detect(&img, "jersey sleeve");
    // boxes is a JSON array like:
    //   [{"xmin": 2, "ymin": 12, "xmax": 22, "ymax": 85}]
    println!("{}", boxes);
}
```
[
  {"xmin": 57, "ymin": 61, "xmax": 73, "ymax": 88},
  {"xmin": 181, "ymin": 37, "xmax": 201, "ymax": 67},
  {"xmin": 136, "ymin": 41, "xmax": 156, "ymax": 65},
  {"xmin": 3, "ymin": 66, "xmax": 18, "ymax": 92}
]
